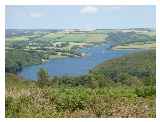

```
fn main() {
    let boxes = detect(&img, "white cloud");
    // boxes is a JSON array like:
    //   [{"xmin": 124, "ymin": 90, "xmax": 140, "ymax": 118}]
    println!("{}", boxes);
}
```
[
  {"xmin": 80, "ymin": 6, "xmax": 99, "ymax": 15},
  {"xmin": 29, "ymin": 12, "xmax": 44, "ymax": 18}
]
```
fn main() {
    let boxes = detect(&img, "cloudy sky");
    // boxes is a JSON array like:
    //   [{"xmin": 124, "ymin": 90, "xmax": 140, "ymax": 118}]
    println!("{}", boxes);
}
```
[{"xmin": 6, "ymin": 6, "xmax": 155, "ymax": 29}]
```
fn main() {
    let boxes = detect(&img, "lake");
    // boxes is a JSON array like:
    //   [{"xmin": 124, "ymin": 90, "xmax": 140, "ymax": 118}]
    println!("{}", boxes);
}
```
[{"xmin": 18, "ymin": 42, "xmax": 138, "ymax": 80}]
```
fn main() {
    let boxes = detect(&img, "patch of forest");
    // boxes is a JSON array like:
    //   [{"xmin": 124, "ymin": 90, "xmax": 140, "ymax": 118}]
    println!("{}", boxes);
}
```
[{"xmin": 5, "ymin": 49, "xmax": 48, "ymax": 73}]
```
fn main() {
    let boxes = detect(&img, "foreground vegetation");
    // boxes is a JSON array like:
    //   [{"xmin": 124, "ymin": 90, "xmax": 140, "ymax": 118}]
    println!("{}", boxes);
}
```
[{"xmin": 6, "ymin": 50, "xmax": 156, "ymax": 117}]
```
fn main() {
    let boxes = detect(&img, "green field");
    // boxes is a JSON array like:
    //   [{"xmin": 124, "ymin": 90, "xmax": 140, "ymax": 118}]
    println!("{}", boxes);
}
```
[
  {"xmin": 112, "ymin": 42, "xmax": 156, "ymax": 50},
  {"xmin": 6, "ymin": 32, "xmax": 107, "ymax": 46}
]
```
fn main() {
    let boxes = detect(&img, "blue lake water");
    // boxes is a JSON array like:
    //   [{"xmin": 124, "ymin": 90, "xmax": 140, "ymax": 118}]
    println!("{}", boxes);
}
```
[{"xmin": 18, "ymin": 43, "xmax": 137, "ymax": 80}]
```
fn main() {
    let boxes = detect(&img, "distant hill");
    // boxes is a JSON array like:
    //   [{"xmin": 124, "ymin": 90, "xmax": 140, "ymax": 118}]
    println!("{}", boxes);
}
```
[{"xmin": 5, "ymin": 29, "xmax": 63, "ymax": 37}]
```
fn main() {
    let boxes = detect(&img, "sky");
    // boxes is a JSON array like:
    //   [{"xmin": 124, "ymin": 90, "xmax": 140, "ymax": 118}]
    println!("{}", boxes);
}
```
[{"xmin": 6, "ymin": 6, "xmax": 156, "ymax": 29}]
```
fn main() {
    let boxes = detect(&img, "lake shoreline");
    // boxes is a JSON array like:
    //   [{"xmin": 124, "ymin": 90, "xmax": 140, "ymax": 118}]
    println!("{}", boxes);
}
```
[{"xmin": 17, "ymin": 42, "xmax": 134, "ymax": 80}]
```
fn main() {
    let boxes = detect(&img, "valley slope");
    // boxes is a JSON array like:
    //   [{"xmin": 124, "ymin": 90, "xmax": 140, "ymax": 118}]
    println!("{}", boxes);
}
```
[{"xmin": 6, "ymin": 49, "xmax": 156, "ymax": 117}]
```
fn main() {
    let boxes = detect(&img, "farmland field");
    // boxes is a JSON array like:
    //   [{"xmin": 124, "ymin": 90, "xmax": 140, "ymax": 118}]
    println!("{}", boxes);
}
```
[{"xmin": 112, "ymin": 41, "xmax": 156, "ymax": 50}]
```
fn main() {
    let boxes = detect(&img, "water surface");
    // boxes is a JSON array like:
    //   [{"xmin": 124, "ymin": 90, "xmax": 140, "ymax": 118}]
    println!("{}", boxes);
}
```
[{"xmin": 18, "ymin": 43, "xmax": 137, "ymax": 80}]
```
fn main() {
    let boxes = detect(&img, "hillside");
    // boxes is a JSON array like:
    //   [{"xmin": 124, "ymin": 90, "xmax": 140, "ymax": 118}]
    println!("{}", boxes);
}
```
[
  {"xmin": 91, "ymin": 49, "xmax": 156, "ymax": 87},
  {"xmin": 6, "ymin": 50, "xmax": 156, "ymax": 117}
]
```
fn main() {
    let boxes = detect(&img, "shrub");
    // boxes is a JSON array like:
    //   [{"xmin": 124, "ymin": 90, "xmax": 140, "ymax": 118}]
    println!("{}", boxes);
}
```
[
  {"xmin": 37, "ymin": 68, "xmax": 49, "ymax": 87},
  {"xmin": 88, "ymin": 95, "xmax": 112, "ymax": 117},
  {"xmin": 5, "ymin": 96, "xmax": 18, "ymax": 117},
  {"xmin": 55, "ymin": 88, "xmax": 89, "ymax": 112},
  {"xmin": 135, "ymin": 86, "xmax": 156, "ymax": 97}
]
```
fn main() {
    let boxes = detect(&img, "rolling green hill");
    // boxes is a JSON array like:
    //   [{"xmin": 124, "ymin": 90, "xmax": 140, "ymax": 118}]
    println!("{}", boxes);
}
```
[{"xmin": 91, "ymin": 49, "xmax": 155, "ymax": 87}]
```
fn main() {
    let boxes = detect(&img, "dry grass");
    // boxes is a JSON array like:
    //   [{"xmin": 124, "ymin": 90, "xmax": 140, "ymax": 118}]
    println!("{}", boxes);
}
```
[{"xmin": 6, "ymin": 86, "xmax": 156, "ymax": 118}]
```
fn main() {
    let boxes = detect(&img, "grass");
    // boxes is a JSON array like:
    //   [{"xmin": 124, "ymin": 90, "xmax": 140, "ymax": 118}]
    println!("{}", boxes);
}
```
[
  {"xmin": 5, "ymin": 80, "xmax": 155, "ymax": 118},
  {"xmin": 138, "ymin": 31, "xmax": 156, "ymax": 36},
  {"xmin": 112, "ymin": 42, "xmax": 156, "ymax": 50},
  {"xmin": 6, "ymin": 36, "xmax": 29, "ymax": 43},
  {"xmin": 6, "ymin": 32, "xmax": 106, "ymax": 44},
  {"xmin": 36, "ymin": 32, "xmax": 66, "ymax": 42}
]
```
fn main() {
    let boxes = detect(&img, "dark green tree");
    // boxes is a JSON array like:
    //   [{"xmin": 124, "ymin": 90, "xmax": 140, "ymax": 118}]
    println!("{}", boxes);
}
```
[{"xmin": 37, "ymin": 68, "xmax": 49, "ymax": 87}]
